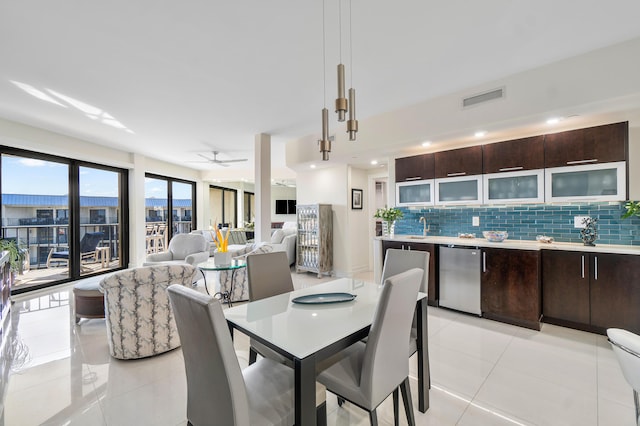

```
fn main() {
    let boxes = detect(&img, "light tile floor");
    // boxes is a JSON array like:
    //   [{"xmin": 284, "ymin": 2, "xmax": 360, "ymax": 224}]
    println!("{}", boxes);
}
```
[{"xmin": 0, "ymin": 270, "xmax": 635, "ymax": 425}]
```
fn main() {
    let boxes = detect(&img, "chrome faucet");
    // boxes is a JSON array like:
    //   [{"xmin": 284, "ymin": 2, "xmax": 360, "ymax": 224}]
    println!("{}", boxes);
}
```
[{"xmin": 419, "ymin": 216, "xmax": 430, "ymax": 236}]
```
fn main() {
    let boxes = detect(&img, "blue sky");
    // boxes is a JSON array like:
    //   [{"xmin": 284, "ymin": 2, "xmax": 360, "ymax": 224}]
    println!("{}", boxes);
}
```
[{"xmin": 2, "ymin": 155, "xmax": 192, "ymax": 199}]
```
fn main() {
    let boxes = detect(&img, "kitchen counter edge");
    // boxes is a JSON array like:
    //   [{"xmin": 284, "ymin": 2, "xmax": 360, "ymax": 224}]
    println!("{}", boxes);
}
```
[{"xmin": 375, "ymin": 236, "xmax": 640, "ymax": 255}]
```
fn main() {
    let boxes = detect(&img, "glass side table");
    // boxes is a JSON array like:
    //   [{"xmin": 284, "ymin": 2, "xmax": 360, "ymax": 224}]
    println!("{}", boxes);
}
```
[{"xmin": 197, "ymin": 258, "xmax": 247, "ymax": 306}]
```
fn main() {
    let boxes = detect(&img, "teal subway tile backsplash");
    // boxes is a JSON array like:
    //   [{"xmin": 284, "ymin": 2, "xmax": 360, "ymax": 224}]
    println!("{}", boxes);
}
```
[{"xmin": 395, "ymin": 202, "xmax": 640, "ymax": 245}]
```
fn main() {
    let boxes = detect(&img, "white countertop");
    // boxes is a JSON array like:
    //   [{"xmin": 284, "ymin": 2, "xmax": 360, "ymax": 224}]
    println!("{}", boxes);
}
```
[{"xmin": 375, "ymin": 235, "xmax": 640, "ymax": 255}]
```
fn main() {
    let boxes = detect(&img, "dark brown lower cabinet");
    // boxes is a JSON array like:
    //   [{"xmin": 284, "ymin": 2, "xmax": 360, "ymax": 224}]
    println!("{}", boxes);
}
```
[
  {"xmin": 590, "ymin": 253, "xmax": 640, "ymax": 333},
  {"xmin": 481, "ymin": 248, "xmax": 541, "ymax": 330},
  {"xmin": 542, "ymin": 250, "xmax": 590, "ymax": 326},
  {"xmin": 381, "ymin": 240, "xmax": 438, "ymax": 306},
  {"xmin": 542, "ymin": 251, "xmax": 640, "ymax": 335}
]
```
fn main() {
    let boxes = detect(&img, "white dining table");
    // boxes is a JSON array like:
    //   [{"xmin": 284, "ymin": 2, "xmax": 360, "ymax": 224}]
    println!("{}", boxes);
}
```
[{"xmin": 224, "ymin": 278, "xmax": 430, "ymax": 426}]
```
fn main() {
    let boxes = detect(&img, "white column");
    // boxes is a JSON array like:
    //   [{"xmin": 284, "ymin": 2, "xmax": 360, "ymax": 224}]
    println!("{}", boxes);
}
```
[
  {"xmin": 255, "ymin": 134, "xmax": 271, "ymax": 242},
  {"xmin": 130, "ymin": 153, "xmax": 147, "ymax": 267}
]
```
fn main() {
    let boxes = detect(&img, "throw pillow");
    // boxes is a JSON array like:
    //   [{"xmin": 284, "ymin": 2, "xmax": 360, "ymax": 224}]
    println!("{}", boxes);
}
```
[{"xmin": 270, "ymin": 229, "xmax": 285, "ymax": 244}]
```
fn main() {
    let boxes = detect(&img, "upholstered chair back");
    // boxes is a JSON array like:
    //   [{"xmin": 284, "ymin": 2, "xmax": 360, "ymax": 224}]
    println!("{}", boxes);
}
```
[
  {"xmin": 168, "ymin": 233, "xmax": 208, "ymax": 260},
  {"xmin": 100, "ymin": 264, "xmax": 196, "ymax": 359}
]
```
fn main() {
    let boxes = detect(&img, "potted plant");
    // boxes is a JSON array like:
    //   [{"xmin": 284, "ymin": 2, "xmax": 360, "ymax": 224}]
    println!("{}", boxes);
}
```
[
  {"xmin": 0, "ymin": 239, "xmax": 27, "ymax": 275},
  {"xmin": 622, "ymin": 200, "xmax": 640, "ymax": 219},
  {"xmin": 374, "ymin": 206, "xmax": 404, "ymax": 237}
]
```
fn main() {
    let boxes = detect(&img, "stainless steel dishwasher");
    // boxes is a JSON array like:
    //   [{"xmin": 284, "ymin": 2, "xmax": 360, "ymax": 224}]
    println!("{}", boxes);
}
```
[{"xmin": 438, "ymin": 245, "xmax": 481, "ymax": 315}]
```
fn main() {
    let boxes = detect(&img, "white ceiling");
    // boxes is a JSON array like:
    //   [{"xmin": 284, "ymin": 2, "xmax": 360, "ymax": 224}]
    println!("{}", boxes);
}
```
[{"xmin": 2, "ymin": 1, "xmax": 640, "ymax": 180}]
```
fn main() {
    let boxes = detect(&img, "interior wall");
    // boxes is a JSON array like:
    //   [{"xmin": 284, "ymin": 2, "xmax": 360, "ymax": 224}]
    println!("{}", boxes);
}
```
[
  {"xmin": 347, "ymin": 167, "xmax": 369, "ymax": 274},
  {"xmin": 296, "ymin": 165, "xmax": 348, "ymax": 277},
  {"xmin": 271, "ymin": 185, "xmax": 297, "ymax": 223}
]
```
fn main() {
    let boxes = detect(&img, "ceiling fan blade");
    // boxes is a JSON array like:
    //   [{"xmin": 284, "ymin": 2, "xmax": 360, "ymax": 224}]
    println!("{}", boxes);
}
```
[
  {"xmin": 217, "ymin": 158, "xmax": 248, "ymax": 163},
  {"xmin": 197, "ymin": 153, "xmax": 215, "ymax": 161}
]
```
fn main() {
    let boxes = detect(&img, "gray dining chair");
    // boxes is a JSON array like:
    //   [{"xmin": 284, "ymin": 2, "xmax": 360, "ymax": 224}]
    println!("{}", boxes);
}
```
[
  {"xmin": 167, "ymin": 284, "xmax": 327, "ymax": 426},
  {"xmin": 316, "ymin": 268, "xmax": 423, "ymax": 426},
  {"xmin": 382, "ymin": 248, "xmax": 430, "ymax": 352},
  {"xmin": 607, "ymin": 328, "xmax": 640, "ymax": 425},
  {"xmin": 246, "ymin": 251, "xmax": 294, "ymax": 365}
]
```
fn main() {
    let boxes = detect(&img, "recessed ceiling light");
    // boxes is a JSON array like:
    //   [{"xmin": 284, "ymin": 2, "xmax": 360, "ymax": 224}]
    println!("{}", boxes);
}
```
[
  {"xmin": 371, "ymin": 160, "xmax": 378, "ymax": 165},
  {"xmin": 310, "ymin": 164, "xmax": 316, "ymax": 169},
  {"xmin": 421, "ymin": 141, "xmax": 432, "ymax": 147},
  {"xmin": 546, "ymin": 117, "xmax": 562, "ymax": 125},
  {"xmin": 474, "ymin": 131, "xmax": 487, "ymax": 138}
]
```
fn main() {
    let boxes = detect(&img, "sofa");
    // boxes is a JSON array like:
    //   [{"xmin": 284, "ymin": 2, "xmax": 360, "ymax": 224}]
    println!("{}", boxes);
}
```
[
  {"xmin": 268, "ymin": 225, "xmax": 297, "ymax": 266},
  {"xmin": 191, "ymin": 229, "xmax": 248, "ymax": 256}
]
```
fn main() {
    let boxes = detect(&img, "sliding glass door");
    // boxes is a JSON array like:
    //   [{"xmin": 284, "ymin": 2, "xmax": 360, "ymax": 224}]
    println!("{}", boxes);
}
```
[
  {"xmin": 144, "ymin": 174, "xmax": 195, "ymax": 255},
  {"xmin": 1, "ymin": 148, "xmax": 128, "ymax": 293}
]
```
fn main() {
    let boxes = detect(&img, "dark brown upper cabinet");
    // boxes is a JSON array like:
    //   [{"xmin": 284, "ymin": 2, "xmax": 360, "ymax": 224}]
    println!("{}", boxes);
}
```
[
  {"xmin": 434, "ymin": 146, "xmax": 483, "ymax": 178},
  {"xmin": 544, "ymin": 121, "xmax": 628, "ymax": 168},
  {"xmin": 395, "ymin": 153, "xmax": 435, "ymax": 182},
  {"xmin": 482, "ymin": 136, "xmax": 544, "ymax": 174}
]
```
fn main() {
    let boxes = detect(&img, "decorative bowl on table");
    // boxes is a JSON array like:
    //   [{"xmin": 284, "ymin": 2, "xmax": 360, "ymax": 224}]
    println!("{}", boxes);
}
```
[{"xmin": 483, "ymin": 231, "xmax": 508, "ymax": 242}]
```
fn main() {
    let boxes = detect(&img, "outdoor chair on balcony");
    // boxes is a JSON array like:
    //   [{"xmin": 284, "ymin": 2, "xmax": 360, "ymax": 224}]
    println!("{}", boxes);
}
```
[{"xmin": 47, "ymin": 231, "xmax": 105, "ymax": 271}]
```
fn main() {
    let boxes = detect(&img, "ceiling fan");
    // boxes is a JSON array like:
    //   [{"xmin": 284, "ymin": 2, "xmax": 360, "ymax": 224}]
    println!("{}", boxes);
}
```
[{"xmin": 193, "ymin": 151, "xmax": 248, "ymax": 167}]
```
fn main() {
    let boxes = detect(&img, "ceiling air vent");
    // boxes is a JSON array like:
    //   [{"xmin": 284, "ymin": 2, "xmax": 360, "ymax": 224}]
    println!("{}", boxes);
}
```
[{"xmin": 462, "ymin": 87, "xmax": 505, "ymax": 108}]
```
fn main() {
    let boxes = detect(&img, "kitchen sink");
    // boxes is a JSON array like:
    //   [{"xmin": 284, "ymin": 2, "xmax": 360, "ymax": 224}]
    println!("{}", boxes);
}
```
[{"xmin": 405, "ymin": 235, "xmax": 428, "ymax": 239}]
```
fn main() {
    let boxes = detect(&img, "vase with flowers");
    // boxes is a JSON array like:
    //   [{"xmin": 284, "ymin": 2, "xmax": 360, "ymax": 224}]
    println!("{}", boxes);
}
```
[
  {"xmin": 374, "ymin": 206, "xmax": 403, "ymax": 238},
  {"xmin": 211, "ymin": 226, "xmax": 231, "ymax": 265}
]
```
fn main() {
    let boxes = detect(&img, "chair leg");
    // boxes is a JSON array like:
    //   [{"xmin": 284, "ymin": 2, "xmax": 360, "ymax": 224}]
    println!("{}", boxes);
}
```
[
  {"xmin": 316, "ymin": 401, "xmax": 327, "ymax": 426},
  {"xmin": 369, "ymin": 409, "xmax": 378, "ymax": 426},
  {"xmin": 393, "ymin": 388, "xmax": 400, "ymax": 426},
  {"xmin": 400, "ymin": 377, "xmax": 416, "ymax": 426},
  {"xmin": 634, "ymin": 389, "xmax": 640, "ymax": 426},
  {"xmin": 249, "ymin": 347, "xmax": 258, "ymax": 365}
]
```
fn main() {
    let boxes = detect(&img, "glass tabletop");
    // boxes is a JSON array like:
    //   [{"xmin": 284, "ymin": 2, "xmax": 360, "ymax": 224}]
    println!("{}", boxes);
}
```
[{"xmin": 198, "ymin": 258, "xmax": 246, "ymax": 271}]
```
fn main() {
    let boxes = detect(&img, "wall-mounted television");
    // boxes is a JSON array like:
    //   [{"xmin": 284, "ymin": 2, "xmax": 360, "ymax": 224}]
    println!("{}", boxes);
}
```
[{"xmin": 275, "ymin": 199, "xmax": 296, "ymax": 214}]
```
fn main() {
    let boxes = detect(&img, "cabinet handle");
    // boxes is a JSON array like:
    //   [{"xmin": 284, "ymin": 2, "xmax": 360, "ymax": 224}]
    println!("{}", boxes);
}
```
[
  {"xmin": 498, "ymin": 166, "xmax": 524, "ymax": 172},
  {"xmin": 447, "ymin": 172, "xmax": 466, "ymax": 177},
  {"xmin": 405, "ymin": 176, "xmax": 422, "ymax": 181},
  {"xmin": 594, "ymin": 256, "xmax": 598, "ymax": 280},
  {"xmin": 566, "ymin": 159, "xmax": 598, "ymax": 165},
  {"xmin": 581, "ymin": 255, "xmax": 585, "ymax": 279},
  {"xmin": 482, "ymin": 252, "xmax": 486, "ymax": 272}
]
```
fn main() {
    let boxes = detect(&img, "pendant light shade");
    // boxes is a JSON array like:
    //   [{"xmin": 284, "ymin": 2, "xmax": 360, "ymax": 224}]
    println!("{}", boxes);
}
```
[
  {"xmin": 319, "ymin": 108, "xmax": 331, "ymax": 161},
  {"xmin": 335, "ymin": 64, "xmax": 347, "ymax": 122},
  {"xmin": 347, "ymin": 87, "xmax": 358, "ymax": 141}
]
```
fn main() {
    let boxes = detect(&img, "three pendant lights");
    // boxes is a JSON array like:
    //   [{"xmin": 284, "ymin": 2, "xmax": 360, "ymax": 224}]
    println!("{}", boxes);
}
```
[{"xmin": 319, "ymin": 0, "xmax": 359, "ymax": 161}]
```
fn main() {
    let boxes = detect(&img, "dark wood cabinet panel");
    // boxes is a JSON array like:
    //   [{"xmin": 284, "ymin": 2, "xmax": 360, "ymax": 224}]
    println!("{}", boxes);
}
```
[
  {"xmin": 482, "ymin": 136, "xmax": 544, "ymax": 173},
  {"xmin": 434, "ymin": 146, "xmax": 483, "ymax": 178},
  {"xmin": 381, "ymin": 240, "xmax": 438, "ymax": 306},
  {"xmin": 395, "ymin": 154, "xmax": 435, "ymax": 182},
  {"xmin": 481, "ymin": 248, "xmax": 541, "ymax": 330},
  {"xmin": 590, "ymin": 253, "xmax": 640, "ymax": 334},
  {"xmin": 544, "ymin": 122, "xmax": 627, "ymax": 168},
  {"xmin": 542, "ymin": 250, "xmax": 590, "ymax": 325}
]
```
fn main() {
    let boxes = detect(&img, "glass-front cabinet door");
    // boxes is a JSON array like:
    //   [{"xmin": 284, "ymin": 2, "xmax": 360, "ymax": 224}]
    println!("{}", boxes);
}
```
[
  {"xmin": 396, "ymin": 180, "xmax": 434, "ymax": 206},
  {"xmin": 483, "ymin": 169, "xmax": 544, "ymax": 204},
  {"xmin": 435, "ymin": 175, "xmax": 482, "ymax": 205},
  {"xmin": 545, "ymin": 161, "xmax": 626, "ymax": 202}
]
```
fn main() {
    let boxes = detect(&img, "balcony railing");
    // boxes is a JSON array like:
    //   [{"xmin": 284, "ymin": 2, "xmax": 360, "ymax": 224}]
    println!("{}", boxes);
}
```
[{"xmin": 2, "ymin": 223, "xmax": 120, "ymax": 270}]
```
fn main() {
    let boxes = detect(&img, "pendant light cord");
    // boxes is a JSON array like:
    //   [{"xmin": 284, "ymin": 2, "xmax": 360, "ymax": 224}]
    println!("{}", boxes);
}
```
[
  {"xmin": 338, "ymin": 0, "xmax": 343, "ymax": 63},
  {"xmin": 349, "ymin": 0, "xmax": 353, "ymax": 85},
  {"xmin": 323, "ymin": 0, "xmax": 327, "ymax": 107}
]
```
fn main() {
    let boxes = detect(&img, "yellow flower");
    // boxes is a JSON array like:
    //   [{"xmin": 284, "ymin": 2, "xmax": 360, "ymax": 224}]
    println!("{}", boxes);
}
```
[{"xmin": 213, "ymin": 226, "xmax": 230, "ymax": 252}]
